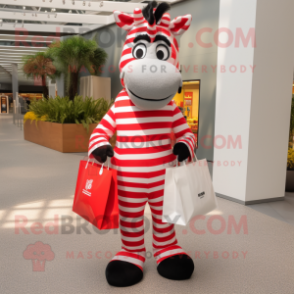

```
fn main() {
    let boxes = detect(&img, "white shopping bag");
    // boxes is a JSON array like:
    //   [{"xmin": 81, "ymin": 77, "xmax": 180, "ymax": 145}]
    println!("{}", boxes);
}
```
[
  {"xmin": 162, "ymin": 155, "xmax": 217, "ymax": 226},
  {"xmin": 162, "ymin": 165, "xmax": 194, "ymax": 226}
]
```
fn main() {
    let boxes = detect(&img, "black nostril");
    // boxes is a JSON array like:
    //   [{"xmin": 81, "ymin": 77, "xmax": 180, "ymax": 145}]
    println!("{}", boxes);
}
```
[{"xmin": 178, "ymin": 87, "xmax": 182, "ymax": 94}]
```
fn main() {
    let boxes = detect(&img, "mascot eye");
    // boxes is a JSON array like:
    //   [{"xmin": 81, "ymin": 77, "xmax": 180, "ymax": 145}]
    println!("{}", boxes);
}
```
[
  {"xmin": 156, "ymin": 44, "xmax": 170, "ymax": 61},
  {"xmin": 133, "ymin": 43, "xmax": 147, "ymax": 59}
]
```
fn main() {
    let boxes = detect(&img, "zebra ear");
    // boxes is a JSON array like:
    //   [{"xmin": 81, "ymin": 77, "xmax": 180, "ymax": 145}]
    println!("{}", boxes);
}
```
[
  {"xmin": 113, "ymin": 11, "xmax": 135, "ymax": 31},
  {"xmin": 169, "ymin": 14, "xmax": 192, "ymax": 36}
]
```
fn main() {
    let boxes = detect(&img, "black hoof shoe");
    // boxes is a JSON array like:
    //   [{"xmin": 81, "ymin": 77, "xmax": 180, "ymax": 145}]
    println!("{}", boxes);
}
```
[
  {"xmin": 105, "ymin": 260, "xmax": 143, "ymax": 287},
  {"xmin": 157, "ymin": 254, "xmax": 194, "ymax": 280}
]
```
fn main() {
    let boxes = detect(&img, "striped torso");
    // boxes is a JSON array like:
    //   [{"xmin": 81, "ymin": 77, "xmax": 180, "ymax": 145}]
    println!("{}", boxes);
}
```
[{"xmin": 88, "ymin": 89, "xmax": 195, "ymax": 173}]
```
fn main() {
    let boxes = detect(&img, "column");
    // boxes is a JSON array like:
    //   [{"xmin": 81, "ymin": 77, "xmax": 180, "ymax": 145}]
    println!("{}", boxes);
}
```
[
  {"xmin": 56, "ymin": 73, "xmax": 65, "ymax": 97},
  {"xmin": 11, "ymin": 63, "xmax": 18, "ymax": 105},
  {"xmin": 11, "ymin": 63, "xmax": 19, "ymax": 125},
  {"xmin": 212, "ymin": 0, "xmax": 294, "ymax": 204}
]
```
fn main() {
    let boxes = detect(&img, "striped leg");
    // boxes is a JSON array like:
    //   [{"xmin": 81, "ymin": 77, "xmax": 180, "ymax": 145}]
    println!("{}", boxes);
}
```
[
  {"xmin": 148, "ymin": 170, "xmax": 194, "ymax": 280},
  {"xmin": 105, "ymin": 175, "xmax": 148, "ymax": 287},
  {"xmin": 146, "ymin": 170, "xmax": 188, "ymax": 264},
  {"xmin": 149, "ymin": 189, "xmax": 187, "ymax": 264},
  {"xmin": 110, "ymin": 173, "xmax": 148, "ymax": 271}
]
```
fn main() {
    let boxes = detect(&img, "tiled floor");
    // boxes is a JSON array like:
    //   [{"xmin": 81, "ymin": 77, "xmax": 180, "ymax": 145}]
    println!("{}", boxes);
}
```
[
  {"xmin": 248, "ymin": 192, "xmax": 294, "ymax": 226},
  {"xmin": 1, "ymin": 114, "xmax": 294, "ymax": 294}
]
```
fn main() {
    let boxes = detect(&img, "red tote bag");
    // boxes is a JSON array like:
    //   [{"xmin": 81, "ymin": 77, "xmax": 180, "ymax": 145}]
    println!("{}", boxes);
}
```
[{"xmin": 72, "ymin": 159, "xmax": 119, "ymax": 230}]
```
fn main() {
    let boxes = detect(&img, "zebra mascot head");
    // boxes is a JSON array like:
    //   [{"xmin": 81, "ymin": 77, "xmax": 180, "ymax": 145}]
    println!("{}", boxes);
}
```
[{"xmin": 114, "ymin": 1, "xmax": 192, "ymax": 110}]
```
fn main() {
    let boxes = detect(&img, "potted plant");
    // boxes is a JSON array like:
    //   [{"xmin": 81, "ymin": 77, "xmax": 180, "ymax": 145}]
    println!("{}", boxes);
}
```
[
  {"xmin": 47, "ymin": 36, "xmax": 107, "ymax": 100},
  {"xmin": 285, "ymin": 94, "xmax": 294, "ymax": 192},
  {"xmin": 23, "ymin": 96, "xmax": 114, "ymax": 153}
]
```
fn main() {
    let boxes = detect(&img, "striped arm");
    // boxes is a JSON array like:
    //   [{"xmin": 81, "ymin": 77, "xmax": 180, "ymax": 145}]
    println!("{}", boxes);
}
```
[
  {"xmin": 172, "ymin": 103, "xmax": 196, "ymax": 159},
  {"xmin": 88, "ymin": 105, "xmax": 116, "ymax": 157}
]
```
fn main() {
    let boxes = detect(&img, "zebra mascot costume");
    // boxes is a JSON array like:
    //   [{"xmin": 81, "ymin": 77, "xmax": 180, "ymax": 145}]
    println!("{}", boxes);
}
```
[{"xmin": 89, "ymin": 1, "xmax": 195, "ymax": 287}]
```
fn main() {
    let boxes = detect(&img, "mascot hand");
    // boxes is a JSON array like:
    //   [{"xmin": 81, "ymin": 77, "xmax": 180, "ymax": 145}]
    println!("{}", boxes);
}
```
[
  {"xmin": 91, "ymin": 145, "xmax": 114, "ymax": 163},
  {"xmin": 173, "ymin": 142, "xmax": 190, "ymax": 162}
]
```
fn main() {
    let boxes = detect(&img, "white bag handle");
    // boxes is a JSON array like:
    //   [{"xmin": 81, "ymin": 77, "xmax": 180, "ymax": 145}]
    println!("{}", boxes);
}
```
[
  {"xmin": 175, "ymin": 150, "xmax": 198, "ymax": 166},
  {"xmin": 99, "ymin": 158, "xmax": 110, "ymax": 175},
  {"xmin": 193, "ymin": 151, "xmax": 198, "ymax": 162},
  {"xmin": 85, "ymin": 157, "xmax": 110, "ymax": 175}
]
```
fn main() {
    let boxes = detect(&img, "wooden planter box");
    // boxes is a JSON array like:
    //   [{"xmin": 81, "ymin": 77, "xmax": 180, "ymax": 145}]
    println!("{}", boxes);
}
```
[{"xmin": 24, "ymin": 120, "xmax": 116, "ymax": 153}]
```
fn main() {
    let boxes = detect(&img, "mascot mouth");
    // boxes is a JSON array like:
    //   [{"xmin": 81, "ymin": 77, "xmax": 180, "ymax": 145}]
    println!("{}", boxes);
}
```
[{"xmin": 129, "ymin": 89, "xmax": 174, "ymax": 102}]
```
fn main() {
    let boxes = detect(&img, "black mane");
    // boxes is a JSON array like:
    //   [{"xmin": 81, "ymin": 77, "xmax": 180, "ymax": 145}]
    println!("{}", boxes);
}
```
[
  {"xmin": 142, "ymin": 1, "xmax": 170, "ymax": 25},
  {"xmin": 154, "ymin": 2, "xmax": 170, "ymax": 24}
]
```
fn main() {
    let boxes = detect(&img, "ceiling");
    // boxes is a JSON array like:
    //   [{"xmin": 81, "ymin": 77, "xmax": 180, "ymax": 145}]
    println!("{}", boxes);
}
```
[{"xmin": 0, "ymin": 0, "xmax": 185, "ymax": 85}]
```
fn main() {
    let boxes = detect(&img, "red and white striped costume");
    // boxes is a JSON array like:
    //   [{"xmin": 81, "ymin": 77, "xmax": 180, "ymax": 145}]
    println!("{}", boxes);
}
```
[
  {"xmin": 88, "ymin": 89, "xmax": 195, "ymax": 270},
  {"xmin": 89, "ymin": 6, "xmax": 193, "ymax": 271}
]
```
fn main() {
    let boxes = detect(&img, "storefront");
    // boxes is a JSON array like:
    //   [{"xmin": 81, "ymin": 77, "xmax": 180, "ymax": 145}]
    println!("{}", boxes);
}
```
[
  {"xmin": 172, "ymin": 80, "xmax": 200, "ymax": 148},
  {"xmin": 0, "ymin": 94, "xmax": 9, "ymax": 114}
]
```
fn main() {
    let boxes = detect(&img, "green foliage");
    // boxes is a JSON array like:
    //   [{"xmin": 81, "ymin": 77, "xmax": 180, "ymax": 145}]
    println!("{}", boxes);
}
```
[
  {"xmin": 47, "ymin": 36, "xmax": 107, "ymax": 100},
  {"xmin": 28, "ymin": 96, "xmax": 112, "ymax": 132},
  {"xmin": 22, "ymin": 51, "xmax": 60, "ymax": 80},
  {"xmin": 289, "ymin": 94, "xmax": 294, "ymax": 147},
  {"xmin": 287, "ymin": 148, "xmax": 294, "ymax": 170},
  {"xmin": 47, "ymin": 36, "xmax": 107, "ymax": 96},
  {"xmin": 22, "ymin": 36, "xmax": 108, "ymax": 100}
]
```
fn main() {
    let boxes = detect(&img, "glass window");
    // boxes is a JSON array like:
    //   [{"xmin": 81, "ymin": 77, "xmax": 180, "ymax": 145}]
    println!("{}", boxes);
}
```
[{"xmin": 172, "ymin": 80, "xmax": 200, "ymax": 148}]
